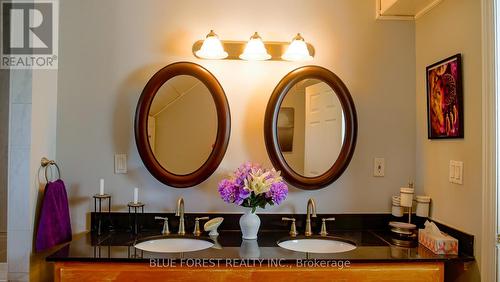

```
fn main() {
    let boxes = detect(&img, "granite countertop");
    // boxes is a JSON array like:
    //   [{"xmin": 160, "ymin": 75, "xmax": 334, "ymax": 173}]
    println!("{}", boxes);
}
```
[{"xmin": 46, "ymin": 229, "xmax": 474, "ymax": 263}]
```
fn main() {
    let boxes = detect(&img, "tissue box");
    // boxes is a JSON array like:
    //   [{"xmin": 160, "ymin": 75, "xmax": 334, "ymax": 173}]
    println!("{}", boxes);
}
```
[{"xmin": 418, "ymin": 229, "xmax": 458, "ymax": 255}]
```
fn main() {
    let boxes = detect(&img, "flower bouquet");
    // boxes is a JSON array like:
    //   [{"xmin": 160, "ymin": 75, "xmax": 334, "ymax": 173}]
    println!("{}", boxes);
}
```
[{"xmin": 218, "ymin": 162, "xmax": 288, "ymax": 239}]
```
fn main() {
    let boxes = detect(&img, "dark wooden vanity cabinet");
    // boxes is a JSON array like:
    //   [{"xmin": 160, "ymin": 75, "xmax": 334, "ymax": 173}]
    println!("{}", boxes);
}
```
[
  {"xmin": 48, "ymin": 216, "xmax": 474, "ymax": 282},
  {"xmin": 54, "ymin": 261, "xmax": 444, "ymax": 282}
]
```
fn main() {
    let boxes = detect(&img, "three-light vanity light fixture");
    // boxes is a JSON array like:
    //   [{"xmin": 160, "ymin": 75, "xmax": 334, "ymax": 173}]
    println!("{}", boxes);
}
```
[{"xmin": 193, "ymin": 30, "xmax": 315, "ymax": 62}]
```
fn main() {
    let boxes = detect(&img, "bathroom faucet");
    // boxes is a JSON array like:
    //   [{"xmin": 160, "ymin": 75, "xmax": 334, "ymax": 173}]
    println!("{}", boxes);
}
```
[
  {"xmin": 193, "ymin": 217, "xmax": 209, "ymax": 236},
  {"xmin": 320, "ymin": 217, "xmax": 335, "ymax": 236},
  {"xmin": 176, "ymin": 197, "xmax": 185, "ymax": 235},
  {"xmin": 154, "ymin": 216, "xmax": 170, "ymax": 235},
  {"xmin": 305, "ymin": 198, "xmax": 317, "ymax": 236}
]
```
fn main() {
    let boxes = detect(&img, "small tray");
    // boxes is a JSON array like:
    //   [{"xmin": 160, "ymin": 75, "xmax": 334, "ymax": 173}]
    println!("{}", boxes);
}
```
[
  {"xmin": 391, "ymin": 227, "xmax": 412, "ymax": 235},
  {"xmin": 389, "ymin": 221, "xmax": 417, "ymax": 238},
  {"xmin": 389, "ymin": 221, "xmax": 416, "ymax": 230},
  {"xmin": 127, "ymin": 202, "xmax": 145, "ymax": 208},
  {"xmin": 93, "ymin": 193, "xmax": 111, "ymax": 199}
]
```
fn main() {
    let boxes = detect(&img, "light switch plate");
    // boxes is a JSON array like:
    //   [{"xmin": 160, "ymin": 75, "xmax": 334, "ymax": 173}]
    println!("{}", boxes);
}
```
[
  {"xmin": 456, "ymin": 161, "xmax": 463, "ymax": 184},
  {"xmin": 449, "ymin": 160, "xmax": 463, "ymax": 184},
  {"xmin": 373, "ymin": 158, "xmax": 385, "ymax": 177},
  {"xmin": 115, "ymin": 154, "xmax": 127, "ymax": 174},
  {"xmin": 449, "ymin": 161, "xmax": 455, "ymax": 182}
]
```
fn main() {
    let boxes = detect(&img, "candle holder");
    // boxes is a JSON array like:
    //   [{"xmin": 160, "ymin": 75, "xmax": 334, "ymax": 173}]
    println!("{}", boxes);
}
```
[
  {"xmin": 127, "ymin": 201, "xmax": 145, "ymax": 235},
  {"xmin": 92, "ymin": 194, "xmax": 112, "ymax": 235}
]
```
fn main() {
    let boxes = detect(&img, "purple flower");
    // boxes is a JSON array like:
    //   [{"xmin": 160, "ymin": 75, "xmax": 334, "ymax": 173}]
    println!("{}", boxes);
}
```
[
  {"xmin": 233, "ymin": 162, "xmax": 261, "ymax": 186},
  {"xmin": 219, "ymin": 162, "xmax": 288, "ymax": 209},
  {"xmin": 218, "ymin": 179, "xmax": 237, "ymax": 203},
  {"xmin": 267, "ymin": 182, "xmax": 288, "ymax": 205},
  {"xmin": 218, "ymin": 177, "xmax": 251, "ymax": 205},
  {"xmin": 235, "ymin": 187, "xmax": 250, "ymax": 205}
]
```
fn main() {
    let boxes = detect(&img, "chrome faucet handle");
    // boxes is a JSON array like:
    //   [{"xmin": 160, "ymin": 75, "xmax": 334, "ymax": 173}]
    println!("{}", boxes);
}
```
[
  {"xmin": 155, "ymin": 216, "xmax": 170, "ymax": 235},
  {"xmin": 282, "ymin": 217, "xmax": 298, "ymax": 237},
  {"xmin": 320, "ymin": 217, "xmax": 335, "ymax": 236},
  {"xmin": 193, "ymin": 217, "xmax": 209, "ymax": 236}
]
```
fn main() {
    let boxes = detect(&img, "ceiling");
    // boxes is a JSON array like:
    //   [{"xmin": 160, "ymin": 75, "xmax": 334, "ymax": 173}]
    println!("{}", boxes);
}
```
[
  {"xmin": 149, "ymin": 75, "xmax": 201, "ymax": 117},
  {"xmin": 377, "ymin": 0, "xmax": 442, "ymax": 20}
]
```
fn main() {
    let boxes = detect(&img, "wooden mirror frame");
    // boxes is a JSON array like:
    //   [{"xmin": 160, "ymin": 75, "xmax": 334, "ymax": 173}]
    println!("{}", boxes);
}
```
[
  {"xmin": 264, "ymin": 66, "xmax": 357, "ymax": 190},
  {"xmin": 135, "ymin": 62, "xmax": 230, "ymax": 188}
]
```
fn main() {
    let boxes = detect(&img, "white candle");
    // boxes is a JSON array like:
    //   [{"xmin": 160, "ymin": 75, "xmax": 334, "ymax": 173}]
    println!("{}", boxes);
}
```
[
  {"xmin": 99, "ymin": 179, "xmax": 104, "ymax": 195},
  {"xmin": 133, "ymin": 187, "xmax": 139, "ymax": 204}
]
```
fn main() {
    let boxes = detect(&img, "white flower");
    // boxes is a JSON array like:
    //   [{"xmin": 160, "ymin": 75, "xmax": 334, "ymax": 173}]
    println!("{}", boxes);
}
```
[
  {"xmin": 268, "ymin": 168, "xmax": 283, "ymax": 183},
  {"xmin": 244, "ymin": 169, "xmax": 273, "ymax": 195}
]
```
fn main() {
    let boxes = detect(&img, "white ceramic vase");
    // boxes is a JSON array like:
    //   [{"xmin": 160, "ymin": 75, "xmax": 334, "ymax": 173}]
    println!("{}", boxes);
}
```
[
  {"xmin": 239, "ymin": 208, "xmax": 260, "ymax": 240},
  {"xmin": 239, "ymin": 238, "xmax": 261, "ymax": 258}
]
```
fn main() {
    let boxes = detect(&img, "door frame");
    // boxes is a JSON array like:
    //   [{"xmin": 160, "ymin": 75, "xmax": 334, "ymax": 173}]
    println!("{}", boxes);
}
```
[{"xmin": 481, "ymin": 0, "xmax": 497, "ymax": 280}]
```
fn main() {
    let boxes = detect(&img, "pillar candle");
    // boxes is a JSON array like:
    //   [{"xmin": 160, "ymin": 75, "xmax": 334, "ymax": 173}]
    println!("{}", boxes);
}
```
[
  {"xmin": 133, "ymin": 187, "xmax": 139, "ymax": 204},
  {"xmin": 99, "ymin": 179, "xmax": 104, "ymax": 195}
]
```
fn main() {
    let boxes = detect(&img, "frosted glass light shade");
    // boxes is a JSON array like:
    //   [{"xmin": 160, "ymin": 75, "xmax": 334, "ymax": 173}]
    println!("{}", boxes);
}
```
[
  {"xmin": 195, "ymin": 30, "xmax": 228, "ymax": 60},
  {"xmin": 282, "ymin": 33, "xmax": 313, "ymax": 61},
  {"xmin": 239, "ymin": 32, "xmax": 271, "ymax": 61}
]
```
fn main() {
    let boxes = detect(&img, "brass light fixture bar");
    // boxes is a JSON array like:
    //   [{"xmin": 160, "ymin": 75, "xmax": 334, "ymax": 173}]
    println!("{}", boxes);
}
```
[{"xmin": 192, "ymin": 31, "xmax": 315, "ymax": 61}]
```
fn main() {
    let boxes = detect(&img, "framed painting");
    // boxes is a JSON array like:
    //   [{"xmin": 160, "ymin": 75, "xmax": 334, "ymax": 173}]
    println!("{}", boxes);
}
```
[{"xmin": 426, "ymin": 54, "xmax": 463, "ymax": 139}]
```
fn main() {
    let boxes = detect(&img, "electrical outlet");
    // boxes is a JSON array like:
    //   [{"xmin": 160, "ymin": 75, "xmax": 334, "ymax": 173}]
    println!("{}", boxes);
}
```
[
  {"xmin": 373, "ymin": 158, "xmax": 385, "ymax": 177},
  {"xmin": 115, "ymin": 154, "xmax": 127, "ymax": 174}
]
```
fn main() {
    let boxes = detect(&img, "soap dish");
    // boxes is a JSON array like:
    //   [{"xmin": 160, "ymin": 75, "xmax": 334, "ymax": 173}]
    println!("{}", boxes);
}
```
[{"xmin": 204, "ymin": 217, "xmax": 224, "ymax": 236}]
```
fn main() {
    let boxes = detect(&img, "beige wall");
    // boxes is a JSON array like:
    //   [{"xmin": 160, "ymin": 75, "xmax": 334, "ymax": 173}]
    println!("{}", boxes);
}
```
[
  {"xmin": 57, "ymin": 0, "xmax": 416, "ymax": 233},
  {"xmin": 415, "ymin": 0, "xmax": 482, "ymax": 265},
  {"xmin": 29, "ymin": 70, "xmax": 59, "ymax": 282}
]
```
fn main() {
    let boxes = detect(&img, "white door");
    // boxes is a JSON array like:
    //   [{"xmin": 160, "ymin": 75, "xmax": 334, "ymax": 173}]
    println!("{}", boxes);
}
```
[{"xmin": 304, "ymin": 82, "xmax": 343, "ymax": 177}]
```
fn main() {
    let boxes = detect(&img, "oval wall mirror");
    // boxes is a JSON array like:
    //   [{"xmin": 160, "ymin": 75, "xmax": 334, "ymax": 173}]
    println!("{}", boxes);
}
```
[
  {"xmin": 135, "ymin": 62, "xmax": 230, "ymax": 188},
  {"xmin": 264, "ymin": 66, "xmax": 357, "ymax": 190}
]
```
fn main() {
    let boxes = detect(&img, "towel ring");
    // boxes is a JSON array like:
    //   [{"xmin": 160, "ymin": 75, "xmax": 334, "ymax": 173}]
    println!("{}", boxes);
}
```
[{"xmin": 40, "ymin": 157, "xmax": 61, "ymax": 182}]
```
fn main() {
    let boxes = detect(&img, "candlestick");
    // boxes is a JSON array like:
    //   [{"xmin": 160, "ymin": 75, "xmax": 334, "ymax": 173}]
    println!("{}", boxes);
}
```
[
  {"xmin": 133, "ymin": 187, "xmax": 139, "ymax": 204},
  {"xmin": 99, "ymin": 179, "xmax": 104, "ymax": 195}
]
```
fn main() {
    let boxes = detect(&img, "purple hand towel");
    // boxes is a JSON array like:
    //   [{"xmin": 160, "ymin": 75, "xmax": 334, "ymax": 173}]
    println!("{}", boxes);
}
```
[{"xmin": 35, "ymin": 179, "xmax": 72, "ymax": 251}]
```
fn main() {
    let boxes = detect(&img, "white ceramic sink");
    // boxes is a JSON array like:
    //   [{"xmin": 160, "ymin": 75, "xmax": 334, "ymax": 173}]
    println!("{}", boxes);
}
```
[
  {"xmin": 134, "ymin": 238, "xmax": 214, "ymax": 253},
  {"xmin": 278, "ymin": 238, "xmax": 356, "ymax": 254}
]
